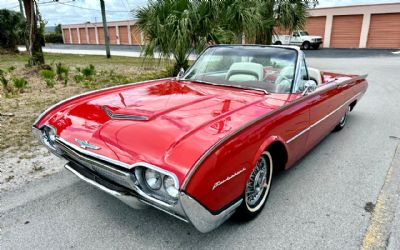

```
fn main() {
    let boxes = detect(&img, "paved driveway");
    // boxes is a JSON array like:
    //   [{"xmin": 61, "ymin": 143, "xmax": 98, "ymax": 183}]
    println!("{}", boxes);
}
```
[{"xmin": 1, "ymin": 51, "xmax": 400, "ymax": 250}]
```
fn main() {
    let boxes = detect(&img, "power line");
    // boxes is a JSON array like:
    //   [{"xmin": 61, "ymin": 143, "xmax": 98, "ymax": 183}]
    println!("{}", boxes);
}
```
[{"xmin": 56, "ymin": 1, "xmax": 131, "ymax": 13}]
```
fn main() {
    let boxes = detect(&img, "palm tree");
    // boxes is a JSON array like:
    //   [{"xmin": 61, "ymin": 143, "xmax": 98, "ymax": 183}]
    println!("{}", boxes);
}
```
[
  {"xmin": 136, "ymin": 0, "xmax": 195, "ymax": 75},
  {"xmin": 136, "ymin": 0, "xmax": 317, "ymax": 74},
  {"xmin": 255, "ymin": 0, "xmax": 318, "ymax": 44},
  {"xmin": 219, "ymin": 0, "xmax": 261, "ymax": 43}
]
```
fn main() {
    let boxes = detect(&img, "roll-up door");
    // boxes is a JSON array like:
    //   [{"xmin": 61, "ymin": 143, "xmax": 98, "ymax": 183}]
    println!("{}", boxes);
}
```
[
  {"xmin": 367, "ymin": 13, "xmax": 400, "ymax": 48},
  {"xmin": 330, "ymin": 15, "xmax": 363, "ymax": 48}
]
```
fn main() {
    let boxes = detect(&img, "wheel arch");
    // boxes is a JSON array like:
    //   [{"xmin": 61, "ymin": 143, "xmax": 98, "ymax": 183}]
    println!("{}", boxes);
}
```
[
  {"xmin": 349, "ymin": 99, "xmax": 357, "ymax": 111},
  {"xmin": 252, "ymin": 136, "xmax": 288, "ymax": 174}
]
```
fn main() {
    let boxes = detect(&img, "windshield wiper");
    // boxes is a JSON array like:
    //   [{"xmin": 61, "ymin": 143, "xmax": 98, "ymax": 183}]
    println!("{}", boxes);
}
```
[{"xmin": 182, "ymin": 79, "xmax": 270, "ymax": 95}]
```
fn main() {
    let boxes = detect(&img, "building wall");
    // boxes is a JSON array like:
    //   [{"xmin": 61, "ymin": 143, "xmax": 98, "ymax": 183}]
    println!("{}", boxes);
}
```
[
  {"xmin": 62, "ymin": 20, "xmax": 142, "ymax": 46},
  {"xmin": 307, "ymin": 3, "xmax": 400, "ymax": 48},
  {"xmin": 61, "ymin": 3, "xmax": 400, "ymax": 49}
]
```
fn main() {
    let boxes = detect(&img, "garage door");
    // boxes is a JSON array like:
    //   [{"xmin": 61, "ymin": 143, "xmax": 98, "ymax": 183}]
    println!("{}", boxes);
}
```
[
  {"xmin": 79, "ymin": 28, "xmax": 87, "ymax": 44},
  {"xmin": 108, "ymin": 27, "xmax": 117, "ymax": 44},
  {"xmin": 367, "ymin": 13, "xmax": 400, "ymax": 48},
  {"xmin": 63, "ymin": 29, "xmax": 70, "ymax": 44},
  {"xmin": 305, "ymin": 16, "xmax": 326, "ymax": 41},
  {"xmin": 88, "ymin": 27, "xmax": 96, "ymax": 44},
  {"xmin": 131, "ymin": 25, "xmax": 142, "ymax": 45},
  {"xmin": 98, "ymin": 27, "xmax": 104, "ymax": 44},
  {"xmin": 71, "ymin": 29, "xmax": 78, "ymax": 44},
  {"xmin": 119, "ymin": 26, "xmax": 129, "ymax": 45},
  {"xmin": 330, "ymin": 15, "xmax": 363, "ymax": 48}
]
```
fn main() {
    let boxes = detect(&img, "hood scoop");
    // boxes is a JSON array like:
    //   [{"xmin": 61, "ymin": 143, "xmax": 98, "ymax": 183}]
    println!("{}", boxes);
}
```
[{"xmin": 102, "ymin": 106, "xmax": 149, "ymax": 121}]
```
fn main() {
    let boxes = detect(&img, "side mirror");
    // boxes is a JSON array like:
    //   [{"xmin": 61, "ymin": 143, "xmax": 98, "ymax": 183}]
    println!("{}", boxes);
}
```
[
  {"xmin": 176, "ymin": 68, "xmax": 185, "ymax": 80},
  {"xmin": 302, "ymin": 80, "xmax": 317, "ymax": 96}
]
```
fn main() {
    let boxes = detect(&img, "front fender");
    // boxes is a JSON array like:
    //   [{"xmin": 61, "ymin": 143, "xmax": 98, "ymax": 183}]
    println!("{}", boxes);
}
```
[{"xmin": 183, "ymin": 125, "xmax": 288, "ymax": 213}]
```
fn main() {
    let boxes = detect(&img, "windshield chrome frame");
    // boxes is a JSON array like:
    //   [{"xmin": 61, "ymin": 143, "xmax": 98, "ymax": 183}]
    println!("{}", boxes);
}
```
[
  {"xmin": 182, "ymin": 44, "xmax": 302, "ymax": 94},
  {"xmin": 291, "ymin": 49, "xmax": 306, "ymax": 94}
]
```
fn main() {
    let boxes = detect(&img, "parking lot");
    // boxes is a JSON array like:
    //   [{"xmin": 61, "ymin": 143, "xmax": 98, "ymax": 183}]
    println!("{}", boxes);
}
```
[{"xmin": 1, "ymin": 50, "xmax": 400, "ymax": 249}]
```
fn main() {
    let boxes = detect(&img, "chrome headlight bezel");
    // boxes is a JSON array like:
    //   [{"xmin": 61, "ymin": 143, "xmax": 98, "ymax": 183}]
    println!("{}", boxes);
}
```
[
  {"xmin": 33, "ymin": 125, "xmax": 61, "ymax": 154},
  {"xmin": 135, "ymin": 165, "xmax": 180, "ymax": 204}
]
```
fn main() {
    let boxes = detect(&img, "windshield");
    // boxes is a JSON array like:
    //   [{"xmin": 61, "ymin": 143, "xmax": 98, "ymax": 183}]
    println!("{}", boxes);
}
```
[
  {"xmin": 183, "ymin": 46, "xmax": 298, "ymax": 94},
  {"xmin": 300, "ymin": 31, "xmax": 309, "ymax": 36}
]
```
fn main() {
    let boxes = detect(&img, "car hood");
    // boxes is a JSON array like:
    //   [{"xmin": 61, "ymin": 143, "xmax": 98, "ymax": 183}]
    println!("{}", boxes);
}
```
[{"xmin": 37, "ymin": 79, "xmax": 291, "ymax": 184}]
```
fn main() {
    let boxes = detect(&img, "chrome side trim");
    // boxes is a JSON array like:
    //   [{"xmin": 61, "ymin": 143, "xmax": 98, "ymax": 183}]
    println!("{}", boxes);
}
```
[
  {"xmin": 286, "ymin": 92, "xmax": 361, "ymax": 144},
  {"xmin": 32, "ymin": 77, "xmax": 172, "ymax": 126},
  {"xmin": 286, "ymin": 127, "xmax": 310, "ymax": 144},
  {"xmin": 182, "ymin": 74, "xmax": 367, "ymax": 189},
  {"xmin": 180, "ymin": 193, "xmax": 242, "ymax": 233}
]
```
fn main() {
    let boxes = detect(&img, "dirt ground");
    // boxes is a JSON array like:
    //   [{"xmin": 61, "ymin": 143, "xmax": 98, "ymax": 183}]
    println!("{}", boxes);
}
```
[{"xmin": 0, "ymin": 52, "xmax": 169, "ymax": 191}]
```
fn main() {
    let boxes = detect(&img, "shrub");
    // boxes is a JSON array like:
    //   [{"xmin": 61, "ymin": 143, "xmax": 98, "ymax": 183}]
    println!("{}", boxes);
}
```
[
  {"xmin": 73, "ymin": 74, "xmax": 84, "ymax": 83},
  {"xmin": 7, "ymin": 65, "xmax": 15, "ymax": 72},
  {"xmin": 44, "ymin": 32, "xmax": 63, "ymax": 44},
  {"xmin": 1, "ymin": 74, "xmax": 8, "ymax": 88},
  {"xmin": 12, "ymin": 77, "xmax": 27, "ymax": 92},
  {"xmin": 40, "ymin": 69, "xmax": 55, "ymax": 79},
  {"xmin": 81, "ymin": 64, "xmax": 95, "ymax": 77},
  {"xmin": 45, "ymin": 79, "xmax": 55, "ymax": 88},
  {"xmin": 56, "ymin": 62, "xmax": 69, "ymax": 85},
  {"xmin": 56, "ymin": 63, "xmax": 69, "ymax": 76}
]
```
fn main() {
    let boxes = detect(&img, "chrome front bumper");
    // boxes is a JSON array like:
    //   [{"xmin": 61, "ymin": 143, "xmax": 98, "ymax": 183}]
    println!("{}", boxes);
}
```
[{"xmin": 65, "ymin": 162, "xmax": 242, "ymax": 233}]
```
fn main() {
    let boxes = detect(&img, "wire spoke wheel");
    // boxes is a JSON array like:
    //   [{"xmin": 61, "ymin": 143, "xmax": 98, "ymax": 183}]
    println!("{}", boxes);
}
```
[
  {"xmin": 339, "ymin": 107, "xmax": 350, "ymax": 127},
  {"xmin": 244, "ymin": 152, "xmax": 273, "ymax": 212}
]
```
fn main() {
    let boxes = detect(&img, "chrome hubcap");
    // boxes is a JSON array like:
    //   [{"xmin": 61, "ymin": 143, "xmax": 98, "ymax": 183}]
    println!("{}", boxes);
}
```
[
  {"xmin": 340, "ymin": 107, "xmax": 350, "ymax": 126},
  {"xmin": 245, "ymin": 157, "xmax": 269, "ymax": 207}
]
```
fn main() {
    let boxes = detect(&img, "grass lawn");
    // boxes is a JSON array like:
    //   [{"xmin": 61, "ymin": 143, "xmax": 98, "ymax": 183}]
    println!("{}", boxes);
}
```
[{"xmin": 0, "ymin": 52, "xmax": 170, "ymax": 153}]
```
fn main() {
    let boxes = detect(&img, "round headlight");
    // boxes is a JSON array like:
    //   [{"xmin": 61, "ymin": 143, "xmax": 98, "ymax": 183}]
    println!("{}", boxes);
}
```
[
  {"xmin": 163, "ymin": 176, "xmax": 179, "ymax": 198},
  {"xmin": 144, "ymin": 169, "xmax": 162, "ymax": 190},
  {"xmin": 47, "ymin": 128, "xmax": 56, "ymax": 142}
]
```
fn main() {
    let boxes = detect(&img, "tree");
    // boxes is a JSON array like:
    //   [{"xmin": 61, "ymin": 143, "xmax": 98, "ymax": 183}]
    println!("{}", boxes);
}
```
[
  {"xmin": 23, "ymin": 0, "xmax": 44, "ymax": 66},
  {"xmin": 136, "ymin": 0, "xmax": 317, "ymax": 74},
  {"xmin": 136, "ymin": 0, "xmax": 197, "ymax": 74},
  {"xmin": 136, "ymin": 0, "xmax": 235, "ymax": 74},
  {"xmin": 0, "ymin": 9, "xmax": 26, "ymax": 50},
  {"xmin": 255, "ymin": 0, "xmax": 318, "ymax": 44}
]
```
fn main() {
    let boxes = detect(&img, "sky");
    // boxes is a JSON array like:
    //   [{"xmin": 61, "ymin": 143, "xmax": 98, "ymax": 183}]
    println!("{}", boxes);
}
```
[{"xmin": 0, "ymin": 0, "xmax": 399, "ymax": 26}]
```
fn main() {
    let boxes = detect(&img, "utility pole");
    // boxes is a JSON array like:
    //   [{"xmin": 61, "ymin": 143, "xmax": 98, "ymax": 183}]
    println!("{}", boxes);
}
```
[{"xmin": 100, "ymin": 0, "xmax": 111, "ymax": 58}]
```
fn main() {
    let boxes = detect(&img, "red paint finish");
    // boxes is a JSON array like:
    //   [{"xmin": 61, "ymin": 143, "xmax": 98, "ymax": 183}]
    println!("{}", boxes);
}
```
[{"xmin": 34, "ymin": 73, "xmax": 367, "ymax": 213}]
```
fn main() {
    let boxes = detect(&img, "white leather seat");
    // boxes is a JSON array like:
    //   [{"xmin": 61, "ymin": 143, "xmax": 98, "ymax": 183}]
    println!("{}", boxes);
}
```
[
  {"xmin": 308, "ymin": 67, "xmax": 322, "ymax": 85},
  {"xmin": 226, "ymin": 62, "xmax": 264, "ymax": 82}
]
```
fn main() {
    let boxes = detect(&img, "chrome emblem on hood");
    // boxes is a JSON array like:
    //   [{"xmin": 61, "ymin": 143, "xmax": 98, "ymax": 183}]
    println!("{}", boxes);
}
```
[{"xmin": 75, "ymin": 139, "xmax": 101, "ymax": 150}]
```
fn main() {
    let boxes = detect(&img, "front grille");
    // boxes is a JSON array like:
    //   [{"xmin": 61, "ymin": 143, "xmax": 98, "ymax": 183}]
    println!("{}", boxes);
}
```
[{"xmin": 55, "ymin": 140, "xmax": 135, "ymax": 189}]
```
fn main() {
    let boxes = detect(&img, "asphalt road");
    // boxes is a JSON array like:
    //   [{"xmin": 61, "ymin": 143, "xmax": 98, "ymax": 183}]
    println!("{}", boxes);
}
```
[{"xmin": 1, "ymin": 51, "xmax": 400, "ymax": 250}]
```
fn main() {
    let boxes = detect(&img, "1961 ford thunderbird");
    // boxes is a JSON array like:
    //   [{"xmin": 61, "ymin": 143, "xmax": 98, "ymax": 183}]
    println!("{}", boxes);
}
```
[{"xmin": 32, "ymin": 45, "xmax": 367, "ymax": 233}]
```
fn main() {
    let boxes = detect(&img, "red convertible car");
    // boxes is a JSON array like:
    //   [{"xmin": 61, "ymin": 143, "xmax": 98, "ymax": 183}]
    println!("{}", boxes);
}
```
[{"xmin": 32, "ymin": 45, "xmax": 367, "ymax": 233}]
